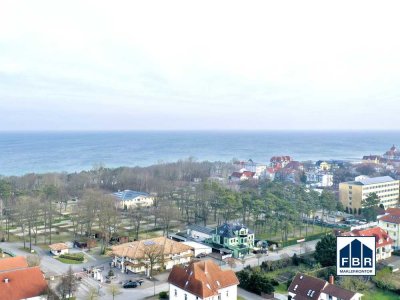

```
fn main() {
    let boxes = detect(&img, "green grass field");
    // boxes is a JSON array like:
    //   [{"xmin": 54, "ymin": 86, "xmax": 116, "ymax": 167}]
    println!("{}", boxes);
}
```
[{"xmin": 362, "ymin": 289, "xmax": 399, "ymax": 300}]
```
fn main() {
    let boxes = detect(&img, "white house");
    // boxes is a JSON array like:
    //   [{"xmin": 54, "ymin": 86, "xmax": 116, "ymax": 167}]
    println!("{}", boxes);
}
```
[
  {"xmin": 378, "ymin": 208, "xmax": 400, "ymax": 249},
  {"xmin": 111, "ymin": 237, "xmax": 193, "ymax": 276},
  {"xmin": 168, "ymin": 260, "xmax": 239, "ymax": 300},
  {"xmin": 112, "ymin": 190, "xmax": 154, "ymax": 209},
  {"xmin": 288, "ymin": 273, "xmax": 363, "ymax": 300},
  {"xmin": 49, "ymin": 243, "xmax": 69, "ymax": 256}
]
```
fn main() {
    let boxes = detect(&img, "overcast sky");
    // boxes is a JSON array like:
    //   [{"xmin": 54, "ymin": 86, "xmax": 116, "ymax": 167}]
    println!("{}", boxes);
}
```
[{"xmin": 1, "ymin": 1, "xmax": 400, "ymax": 131}]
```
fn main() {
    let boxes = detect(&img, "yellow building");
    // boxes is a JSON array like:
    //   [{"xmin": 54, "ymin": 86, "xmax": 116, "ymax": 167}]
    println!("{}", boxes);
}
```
[{"xmin": 339, "ymin": 176, "xmax": 400, "ymax": 214}]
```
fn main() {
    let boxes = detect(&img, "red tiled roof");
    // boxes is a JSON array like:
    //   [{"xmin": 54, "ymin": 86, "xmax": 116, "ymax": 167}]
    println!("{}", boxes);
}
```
[
  {"xmin": 231, "ymin": 172, "xmax": 242, "ymax": 178},
  {"xmin": 242, "ymin": 171, "xmax": 255, "ymax": 177},
  {"xmin": 342, "ymin": 227, "xmax": 393, "ymax": 248},
  {"xmin": 0, "ymin": 256, "xmax": 28, "ymax": 271},
  {"xmin": 380, "ymin": 214, "xmax": 400, "ymax": 224},
  {"xmin": 0, "ymin": 266, "xmax": 48, "ymax": 300},
  {"xmin": 168, "ymin": 260, "xmax": 239, "ymax": 298},
  {"xmin": 385, "ymin": 208, "xmax": 400, "ymax": 216}
]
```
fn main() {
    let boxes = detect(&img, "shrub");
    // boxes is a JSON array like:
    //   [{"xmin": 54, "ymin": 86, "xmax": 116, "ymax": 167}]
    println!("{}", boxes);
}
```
[
  {"xmin": 159, "ymin": 291, "xmax": 168, "ymax": 299},
  {"xmin": 59, "ymin": 254, "xmax": 84, "ymax": 262}
]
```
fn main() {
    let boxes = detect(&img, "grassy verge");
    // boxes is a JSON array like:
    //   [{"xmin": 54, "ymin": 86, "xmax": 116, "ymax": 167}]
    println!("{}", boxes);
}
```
[
  {"xmin": 362, "ymin": 289, "xmax": 399, "ymax": 300},
  {"xmin": 237, "ymin": 297, "xmax": 246, "ymax": 300},
  {"xmin": 18, "ymin": 247, "xmax": 35, "ymax": 253}
]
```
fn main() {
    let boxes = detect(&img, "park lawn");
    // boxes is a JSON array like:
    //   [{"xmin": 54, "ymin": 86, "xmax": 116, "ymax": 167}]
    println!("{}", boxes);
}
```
[
  {"xmin": 237, "ymin": 297, "xmax": 246, "ymax": 300},
  {"xmin": 362, "ymin": 289, "xmax": 399, "ymax": 300},
  {"xmin": 56, "ymin": 257, "xmax": 83, "ymax": 264},
  {"xmin": 257, "ymin": 224, "xmax": 327, "ymax": 242}
]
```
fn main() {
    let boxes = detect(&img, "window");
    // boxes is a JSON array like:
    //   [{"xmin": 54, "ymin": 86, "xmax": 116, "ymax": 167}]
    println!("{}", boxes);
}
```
[
  {"xmin": 226, "ymin": 290, "xmax": 229, "ymax": 297},
  {"xmin": 174, "ymin": 289, "xmax": 177, "ymax": 297},
  {"xmin": 184, "ymin": 294, "xmax": 187, "ymax": 300},
  {"xmin": 218, "ymin": 293, "xmax": 221, "ymax": 300}
]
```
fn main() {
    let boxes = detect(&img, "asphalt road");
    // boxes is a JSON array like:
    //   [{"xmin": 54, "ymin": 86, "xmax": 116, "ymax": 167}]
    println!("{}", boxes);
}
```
[{"xmin": 1, "ymin": 239, "xmax": 319, "ymax": 299}]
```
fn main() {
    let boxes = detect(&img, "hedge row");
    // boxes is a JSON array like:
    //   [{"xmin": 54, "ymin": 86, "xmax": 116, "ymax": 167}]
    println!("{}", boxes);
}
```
[{"xmin": 59, "ymin": 254, "xmax": 84, "ymax": 262}]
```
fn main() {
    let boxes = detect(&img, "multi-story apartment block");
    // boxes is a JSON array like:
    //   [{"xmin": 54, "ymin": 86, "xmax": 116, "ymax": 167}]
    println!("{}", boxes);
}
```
[
  {"xmin": 339, "ymin": 176, "xmax": 400, "ymax": 214},
  {"xmin": 378, "ymin": 208, "xmax": 400, "ymax": 250}
]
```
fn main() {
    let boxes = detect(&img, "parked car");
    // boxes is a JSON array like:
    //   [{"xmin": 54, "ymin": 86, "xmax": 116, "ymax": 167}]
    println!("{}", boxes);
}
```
[
  {"xmin": 123, "ymin": 281, "xmax": 139, "ymax": 289},
  {"xmin": 196, "ymin": 252, "xmax": 207, "ymax": 258}
]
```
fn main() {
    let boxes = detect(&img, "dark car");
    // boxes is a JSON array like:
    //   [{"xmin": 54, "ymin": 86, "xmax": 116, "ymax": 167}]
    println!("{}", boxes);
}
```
[
  {"xmin": 196, "ymin": 252, "xmax": 207, "ymax": 258},
  {"xmin": 123, "ymin": 281, "xmax": 139, "ymax": 289}
]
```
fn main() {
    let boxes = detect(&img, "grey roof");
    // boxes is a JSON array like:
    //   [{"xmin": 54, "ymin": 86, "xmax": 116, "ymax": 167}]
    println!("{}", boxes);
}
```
[
  {"xmin": 215, "ymin": 223, "xmax": 253, "ymax": 238},
  {"xmin": 188, "ymin": 224, "xmax": 214, "ymax": 235},
  {"xmin": 112, "ymin": 190, "xmax": 149, "ymax": 201},
  {"xmin": 356, "ymin": 176, "xmax": 395, "ymax": 185}
]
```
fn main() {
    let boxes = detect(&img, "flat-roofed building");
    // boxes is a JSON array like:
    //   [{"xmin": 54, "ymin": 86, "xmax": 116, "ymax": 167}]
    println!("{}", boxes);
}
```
[{"xmin": 339, "ymin": 176, "xmax": 400, "ymax": 214}]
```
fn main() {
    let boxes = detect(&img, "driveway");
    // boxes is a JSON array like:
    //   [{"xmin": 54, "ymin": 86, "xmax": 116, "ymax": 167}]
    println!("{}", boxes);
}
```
[{"xmin": 0, "ymin": 242, "xmax": 111, "ymax": 275}]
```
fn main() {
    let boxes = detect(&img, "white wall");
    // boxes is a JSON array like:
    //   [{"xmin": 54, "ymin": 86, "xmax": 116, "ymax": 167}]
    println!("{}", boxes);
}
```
[{"xmin": 169, "ymin": 284, "xmax": 237, "ymax": 300}]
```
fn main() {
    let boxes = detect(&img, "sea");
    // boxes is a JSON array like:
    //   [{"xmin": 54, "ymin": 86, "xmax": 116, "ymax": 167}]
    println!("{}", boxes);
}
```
[{"xmin": 0, "ymin": 131, "xmax": 399, "ymax": 176}]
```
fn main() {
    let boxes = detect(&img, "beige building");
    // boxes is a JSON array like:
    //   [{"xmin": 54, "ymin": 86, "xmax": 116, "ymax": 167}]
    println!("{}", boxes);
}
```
[
  {"xmin": 111, "ymin": 237, "xmax": 193, "ymax": 276},
  {"xmin": 339, "ymin": 176, "xmax": 400, "ymax": 214},
  {"xmin": 112, "ymin": 190, "xmax": 154, "ymax": 209}
]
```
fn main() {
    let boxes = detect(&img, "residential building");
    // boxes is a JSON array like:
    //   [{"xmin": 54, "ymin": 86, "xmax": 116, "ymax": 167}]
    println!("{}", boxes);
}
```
[
  {"xmin": 306, "ymin": 171, "xmax": 333, "ymax": 187},
  {"xmin": 112, "ymin": 190, "xmax": 154, "ymax": 209},
  {"xmin": 270, "ymin": 156, "xmax": 292, "ymax": 168},
  {"xmin": 383, "ymin": 145, "xmax": 400, "ymax": 161},
  {"xmin": 342, "ymin": 227, "xmax": 393, "ymax": 261},
  {"xmin": 362, "ymin": 155, "xmax": 384, "ymax": 164},
  {"xmin": 0, "ymin": 256, "xmax": 48, "ymax": 300},
  {"xmin": 210, "ymin": 223, "xmax": 254, "ymax": 258},
  {"xmin": 378, "ymin": 208, "xmax": 400, "ymax": 249},
  {"xmin": 233, "ymin": 159, "xmax": 267, "ymax": 177},
  {"xmin": 111, "ymin": 237, "xmax": 193, "ymax": 275},
  {"xmin": 339, "ymin": 176, "xmax": 400, "ymax": 214},
  {"xmin": 168, "ymin": 260, "xmax": 239, "ymax": 300},
  {"xmin": 316, "ymin": 161, "xmax": 331, "ymax": 171},
  {"xmin": 288, "ymin": 273, "xmax": 363, "ymax": 300},
  {"xmin": 49, "ymin": 243, "xmax": 69, "ymax": 255},
  {"xmin": 229, "ymin": 170, "xmax": 255, "ymax": 182}
]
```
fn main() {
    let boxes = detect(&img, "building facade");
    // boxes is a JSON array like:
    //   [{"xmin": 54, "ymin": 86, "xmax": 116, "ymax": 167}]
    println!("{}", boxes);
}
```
[
  {"xmin": 378, "ymin": 208, "xmax": 400, "ymax": 249},
  {"xmin": 211, "ymin": 223, "xmax": 254, "ymax": 258},
  {"xmin": 111, "ymin": 237, "xmax": 193, "ymax": 275},
  {"xmin": 112, "ymin": 190, "xmax": 154, "ymax": 209},
  {"xmin": 168, "ymin": 260, "xmax": 239, "ymax": 300},
  {"xmin": 342, "ymin": 227, "xmax": 393, "ymax": 261},
  {"xmin": 339, "ymin": 176, "xmax": 400, "ymax": 214}
]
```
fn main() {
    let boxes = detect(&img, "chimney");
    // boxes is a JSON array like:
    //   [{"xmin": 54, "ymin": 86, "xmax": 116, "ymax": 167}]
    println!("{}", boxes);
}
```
[
  {"xmin": 4, "ymin": 278, "xmax": 9, "ymax": 283},
  {"xmin": 328, "ymin": 275, "xmax": 334, "ymax": 285}
]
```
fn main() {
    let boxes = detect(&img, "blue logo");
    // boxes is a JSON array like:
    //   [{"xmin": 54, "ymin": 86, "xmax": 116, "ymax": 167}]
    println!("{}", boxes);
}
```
[{"xmin": 337, "ymin": 236, "xmax": 376, "ymax": 276}]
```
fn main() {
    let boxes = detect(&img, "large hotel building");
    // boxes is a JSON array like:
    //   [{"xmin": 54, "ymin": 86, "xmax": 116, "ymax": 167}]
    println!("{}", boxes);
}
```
[{"xmin": 339, "ymin": 176, "xmax": 400, "ymax": 214}]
